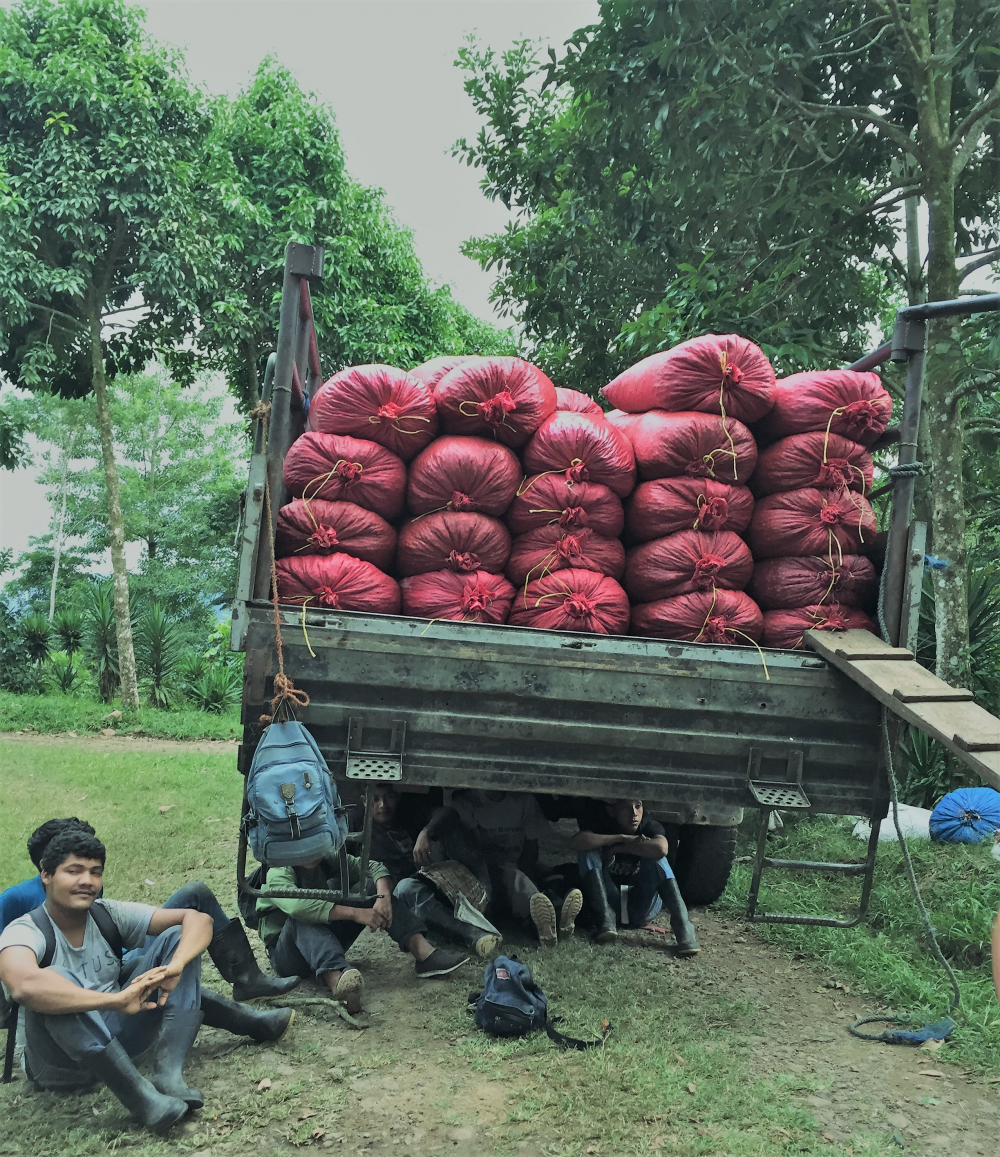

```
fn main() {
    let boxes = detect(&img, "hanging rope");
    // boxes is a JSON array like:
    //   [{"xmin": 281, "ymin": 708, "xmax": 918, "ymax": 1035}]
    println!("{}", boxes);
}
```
[{"xmin": 250, "ymin": 401, "xmax": 311, "ymax": 726}]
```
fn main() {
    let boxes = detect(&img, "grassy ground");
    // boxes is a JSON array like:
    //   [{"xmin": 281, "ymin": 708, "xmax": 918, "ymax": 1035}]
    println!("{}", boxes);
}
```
[
  {"xmin": 719, "ymin": 812, "xmax": 1000, "ymax": 1073},
  {"xmin": 0, "ymin": 689, "xmax": 241, "ymax": 741}
]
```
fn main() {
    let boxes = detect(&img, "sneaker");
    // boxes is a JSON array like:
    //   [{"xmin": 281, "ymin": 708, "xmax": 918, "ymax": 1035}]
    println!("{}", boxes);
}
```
[
  {"xmin": 474, "ymin": 934, "xmax": 502, "ymax": 958},
  {"xmin": 558, "ymin": 888, "xmax": 583, "ymax": 940},
  {"xmin": 334, "ymin": 968, "xmax": 364, "ymax": 1014},
  {"xmin": 529, "ymin": 892, "xmax": 558, "ymax": 947},
  {"xmin": 415, "ymin": 949, "xmax": 469, "ymax": 978}
]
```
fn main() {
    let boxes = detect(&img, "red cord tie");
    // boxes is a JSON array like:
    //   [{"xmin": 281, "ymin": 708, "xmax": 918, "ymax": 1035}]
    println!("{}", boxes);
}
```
[
  {"xmin": 477, "ymin": 390, "xmax": 517, "ymax": 424},
  {"xmin": 558, "ymin": 506, "xmax": 589, "ymax": 529},
  {"xmin": 818, "ymin": 610, "xmax": 849, "ymax": 631},
  {"xmin": 449, "ymin": 491, "xmax": 476, "ymax": 512},
  {"xmin": 461, "ymin": 580, "xmax": 493, "ymax": 614},
  {"xmin": 820, "ymin": 503, "xmax": 844, "ymax": 525},
  {"xmin": 816, "ymin": 458, "xmax": 853, "ymax": 488},
  {"xmin": 316, "ymin": 585, "xmax": 342, "ymax": 608},
  {"xmin": 721, "ymin": 361, "xmax": 743, "ymax": 385},
  {"xmin": 840, "ymin": 399, "xmax": 881, "ymax": 432},
  {"xmin": 564, "ymin": 458, "xmax": 589, "ymax": 484},
  {"xmin": 556, "ymin": 534, "xmax": 583, "ymax": 563},
  {"xmin": 309, "ymin": 524, "xmax": 340, "ymax": 549},
  {"xmin": 564, "ymin": 593, "xmax": 596, "ymax": 618},
  {"xmin": 335, "ymin": 459, "xmax": 363, "ymax": 482},
  {"xmin": 448, "ymin": 549, "xmax": 480, "ymax": 572},
  {"xmin": 693, "ymin": 554, "xmax": 725, "ymax": 587},
  {"xmin": 695, "ymin": 496, "xmax": 729, "ymax": 530},
  {"xmin": 375, "ymin": 400, "xmax": 403, "ymax": 422},
  {"xmin": 685, "ymin": 458, "xmax": 711, "ymax": 478},
  {"xmin": 700, "ymin": 615, "xmax": 731, "ymax": 644}
]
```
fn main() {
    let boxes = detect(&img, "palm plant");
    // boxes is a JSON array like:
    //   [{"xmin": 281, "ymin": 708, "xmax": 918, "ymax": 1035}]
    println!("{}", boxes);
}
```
[
  {"xmin": 84, "ymin": 583, "xmax": 119, "ymax": 703},
  {"xmin": 47, "ymin": 651, "xmax": 80, "ymax": 694},
  {"xmin": 53, "ymin": 608, "xmax": 84, "ymax": 659},
  {"xmin": 177, "ymin": 652, "xmax": 209, "ymax": 699},
  {"xmin": 189, "ymin": 664, "xmax": 241, "ymax": 713},
  {"xmin": 21, "ymin": 613, "xmax": 52, "ymax": 664},
  {"xmin": 136, "ymin": 602, "xmax": 180, "ymax": 709}
]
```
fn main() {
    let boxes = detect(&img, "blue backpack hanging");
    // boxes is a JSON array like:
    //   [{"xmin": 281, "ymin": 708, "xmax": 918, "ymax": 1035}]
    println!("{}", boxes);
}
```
[
  {"xmin": 470, "ymin": 956, "xmax": 610, "ymax": 1050},
  {"xmin": 929, "ymin": 787, "xmax": 1000, "ymax": 845},
  {"xmin": 243, "ymin": 720, "xmax": 347, "ymax": 866}
]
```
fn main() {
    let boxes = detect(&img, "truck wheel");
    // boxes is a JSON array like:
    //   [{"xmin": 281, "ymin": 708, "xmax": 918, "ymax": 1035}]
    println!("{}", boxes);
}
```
[{"xmin": 672, "ymin": 824, "xmax": 738, "ymax": 907}]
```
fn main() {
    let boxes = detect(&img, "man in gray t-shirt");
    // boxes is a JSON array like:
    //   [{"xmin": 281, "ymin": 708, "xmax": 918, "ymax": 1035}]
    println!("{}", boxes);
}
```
[{"xmin": 0, "ymin": 829, "xmax": 294, "ymax": 1135}]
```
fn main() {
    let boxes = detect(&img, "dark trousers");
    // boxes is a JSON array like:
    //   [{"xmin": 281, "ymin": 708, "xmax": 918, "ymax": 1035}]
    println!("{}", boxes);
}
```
[
  {"xmin": 267, "ymin": 895, "xmax": 426, "ymax": 979},
  {"xmin": 393, "ymin": 877, "xmax": 495, "ymax": 949},
  {"xmin": 24, "ymin": 927, "xmax": 200, "ymax": 1091},
  {"xmin": 578, "ymin": 851, "xmax": 673, "ymax": 928},
  {"xmin": 435, "ymin": 817, "xmax": 540, "ymax": 922},
  {"xmin": 161, "ymin": 881, "xmax": 229, "ymax": 930}
]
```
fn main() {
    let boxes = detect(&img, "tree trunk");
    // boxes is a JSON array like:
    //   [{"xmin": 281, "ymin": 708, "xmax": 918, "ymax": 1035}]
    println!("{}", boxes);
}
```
[
  {"xmin": 48, "ymin": 447, "xmax": 68, "ymax": 621},
  {"xmin": 90, "ymin": 314, "xmax": 140, "ymax": 710},
  {"xmin": 921, "ymin": 149, "xmax": 970, "ymax": 687}
]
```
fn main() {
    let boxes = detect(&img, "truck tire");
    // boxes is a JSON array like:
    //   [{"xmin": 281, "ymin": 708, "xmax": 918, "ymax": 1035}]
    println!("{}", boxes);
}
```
[{"xmin": 672, "ymin": 824, "xmax": 738, "ymax": 907}]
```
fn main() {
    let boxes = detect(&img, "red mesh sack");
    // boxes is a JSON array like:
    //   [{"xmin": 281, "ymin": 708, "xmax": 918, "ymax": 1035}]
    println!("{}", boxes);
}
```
[
  {"xmin": 625, "ymin": 478, "xmax": 754, "ymax": 543},
  {"xmin": 747, "ymin": 554, "xmax": 876, "ymax": 611},
  {"xmin": 601, "ymin": 335, "xmax": 776, "ymax": 424},
  {"xmin": 406, "ymin": 436, "xmax": 521, "ymax": 516},
  {"xmin": 508, "ymin": 570, "xmax": 630, "ymax": 635},
  {"xmin": 762, "ymin": 605, "xmax": 877, "ymax": 649},
  {"xmin": 274, "ymin": 553, "xmax": 401, "ymax": 615},
  {"xmin": 506, "ymin": 525, "xmax": 626, "ymax": 588},
  {"xmin": 506, "ymin": 475, "xmax": 625, "ymax": 538},
  {"xmin": 757, "ymin": 371, "xmax": 892, "ymax": 446},
  {"xmin": 396, "ymin": 512, "xmax": 511, "ymax": 577},
  {"xmin": 435, "ymin": 357, "xmax": 557, "ymax": 447},
  {"xmin": 274, "ymin": 499, "xmax": 397, "ymax": 571},
  {"xmin": 607, "ymin": 409, "xmax": 757, "ymax": 484},
  {"xmin": 555, "ymin": 387, "xmax": 605, "ymax": 418},
  {"xmin": 630, "ymin": 589, "xmax": 764, "ymax": 645},
  {"xmin": 283, "ymin": 432, "xmax": 406, "ymax": 520},
  {"xmin": 747, "ymin": 488, "xmax": 878, "ymax": 560},
  {"xmin": 624, "ymin": 530, "xmax": 754, "ymax": 603},
  {"xmin": 308, "ymin": 365, "xmax": 438, "ymax": 461},
  {"xmin": 400, "ymin": 569, "xmax": 514, "ymax": 624},
  {"xmin": 521, "ymin": 411, "xmax": 637, "ymax": 498},
  {"xmin": 752, "ymin": 432, "xmax": 873, "ymax": 497},
  {"xmin": 408, "ymin": 355, "xmax": 474, "ymax": 393}
]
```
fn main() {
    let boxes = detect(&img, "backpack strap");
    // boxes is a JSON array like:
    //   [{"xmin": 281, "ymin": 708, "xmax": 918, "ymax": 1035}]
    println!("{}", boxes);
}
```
[
  {"xmin": 28, "ymin": 902, "xmax": 125, "ymax": 969},
  {"xmin": 27, "ymin": 906, "xmax": 57, "ymax": 970},
  {"xmin": 543, "ymin": 1016, "xmax": 612, "ymax": 1052}
]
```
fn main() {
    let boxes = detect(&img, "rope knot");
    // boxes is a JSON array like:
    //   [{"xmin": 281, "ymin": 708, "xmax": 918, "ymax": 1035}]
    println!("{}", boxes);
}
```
[
  {"xmin": 461, "ymin": 579, "xmax": 493, "ymax": 614},
  {"xmin": 308, "ymin": 524, "xmax": 340, "ymax": 549},
  {"xmin": 820, "ymin": 503, "xmax": 844, "ymax": 525},
  {"xmin": 840, "ymin": 398, "xmax": 882, "ymax": 432},
  {"xmin": 699, "ymin": 615, "xmax": 731, "ymax": 644},
  {"xmin": 556, "ymin": 534, "xmax": 583, "ymax": 563},
  {"xmin": 477, "ymin": 389, "xmax": 517, "ymax": 425},
  {"xmin": 689, "ymin": 457, "xmax": 713, "ymax": 478},
  {"xmin": 692, "ymin": 554, "xmax": 725, "ymax": 587},
  {"xmin": 817, "ymin": 458, "xmax": 853, "ymax": 488},
  {"xmin": 818, "ymin": 610, "xmax": 849, "ymax": 631},
  {"xmin": 335, "ymin": 459, "xmax": 363, "ymax": 482},
  {"xmin": 448, "ymin": 549, "xmax": 480, "ymax": 572},
  {"xmin": 315, "ymin": 585, "xmax": 342, "ymax": 608},
  {"xmin": 564, "ymin": 592, "xmax": 596, "ymax": 618},
  {"xmin": 250, "ymin": 401, "xmax": 272, "ymax": 424},
  {"xmin": 564, "ymin": 458, "xmax": 589, "ymax": 484},
  {"xmin": 449, "ymin": 490, "xmax": 477, "ymax": 512},
  {"xmin": 720, "ymin": 355, "xmax": 743, "ymax": 385},
  {"xmin": 694, "ymin": 496, "xmax": 728, "ymax": 530},
  {"xmin": 374, "ymin": 400, "xmax": 403, "ymax": 422},
  {"xmin": 558, "ymin": 505, "xmax": 589, "ymax": 530}
]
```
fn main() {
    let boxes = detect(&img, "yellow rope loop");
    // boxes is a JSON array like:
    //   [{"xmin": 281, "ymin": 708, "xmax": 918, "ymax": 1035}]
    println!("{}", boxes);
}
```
[
  {"xmin": 727, "ymin": 629, "xmax": 771, "ymax": 681},
  {"xmin": 516, "ymin": 469, "xmax": 562, "ymax": 497},
  {"xmin": 716, "ymin": 383, "xmax": 740, "ymax": 480},
  {"xmin": 821, "ymin": 405, "xmax": 848, "ymax": 464},
  {"xmin": 693, "ymin": 587, "xmax": 720, "ymax": 641},
  {"xmin": 299, "ymin": 597, "xmax": 317, "ymax": 658},
  {"xmin": 420, "ymin": 618, "xmax": 443, "ymax": 637},
  {"xmin": 521, "ymin": 549, "xmax": 560, "ymax": 608}
]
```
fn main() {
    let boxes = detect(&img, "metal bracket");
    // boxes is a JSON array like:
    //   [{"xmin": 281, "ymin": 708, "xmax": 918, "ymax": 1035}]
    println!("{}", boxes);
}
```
[
  {"xmin": 747, "ymin": 748, "xmax": 810, "ymax": 809},
  {"xmin": 345, "ymin": 717, "xmax": 405, "ymax": 781}
]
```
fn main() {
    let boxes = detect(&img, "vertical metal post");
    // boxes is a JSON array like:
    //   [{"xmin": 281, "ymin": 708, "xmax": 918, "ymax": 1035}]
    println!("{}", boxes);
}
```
[
  {"xmin": 882, "ymin": 315, "xmax": 926, "ymax": 646},
  {"xmin": 745, "ymin": 809, "xmax": 772, "ymax": 920},
  {"xmin": 899, "ymin": 520, "xmax": 927, "ymax": 653}
]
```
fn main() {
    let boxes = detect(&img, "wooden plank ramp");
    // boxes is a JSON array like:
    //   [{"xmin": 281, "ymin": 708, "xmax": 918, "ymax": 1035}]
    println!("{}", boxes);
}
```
[{"xmin": 802, "ymin": 628, "xmax": 1000, "ymax": 791}]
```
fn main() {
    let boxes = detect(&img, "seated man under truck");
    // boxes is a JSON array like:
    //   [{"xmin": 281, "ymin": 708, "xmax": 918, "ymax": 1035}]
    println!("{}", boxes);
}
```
[
  {"xmin": 0, "ymin": 830, "xmax": 293, "ymax": 1134},
  {"xmin": 572, "ymin": 798, "xmax": 700, "ymax": 955},
  {"xmin": 256, "ymin": 847, "xmax": 469, "ymax": 1014},
  {"xmin": 367, "ymin": 784, "xmax": 502, "ymax": 958},
  {"xmin": 0, "ymin": 816, "xmax": 297, "ymax": 1002}
]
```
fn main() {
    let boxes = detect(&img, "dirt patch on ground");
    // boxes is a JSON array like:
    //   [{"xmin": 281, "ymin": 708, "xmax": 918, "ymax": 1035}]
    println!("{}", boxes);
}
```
[{"xmin": 1, "ymin": 731, "xmax": 239, "ymax": 754}]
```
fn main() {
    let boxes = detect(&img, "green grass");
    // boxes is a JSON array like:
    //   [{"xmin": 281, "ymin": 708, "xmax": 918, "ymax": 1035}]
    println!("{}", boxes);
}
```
[
  {"xmin": 719, "ymin": 812, "xmax": 1000, "ymax": 1073},
  {"xmin": 0, "ymin": 689, "xmax": 241, "ymax": 741}
]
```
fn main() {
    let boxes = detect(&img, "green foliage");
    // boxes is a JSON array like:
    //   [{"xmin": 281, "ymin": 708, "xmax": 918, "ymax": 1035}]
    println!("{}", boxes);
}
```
[
  {"xmin": 2, "ymin": 544, "xmax": 93, "ymax": 614},
  {"xmin": 188, "ymin": 663, "xmax": 241, "ymax": 714},
  {"xmin": 176, "ymin": 652, "xmax": 210, "ymax": 697},
  {"xmin": 0, "ymin": 603, "xmax": 37, "ymax": 693},
  {"xmin": 136, "ymin": 602, "xmax": 181, "ymax": 709},
  {"xmin": 202, "ymin": 57, "xmax": 515, "ymax": 412},
  {"xmin": 0, "ymin": 689, "xmax": 240, "ymax": 739},
  {"xmin": 46, "ymin": 650, "xmax": 80, "ymax": 694},
  {"xmin": 84, "ymin": 583, "xmax": 119, "ymax": 702},
  {"xmin": 897, "ymin": 727, "xmax": 954, "ymax": 810},
  {"xmin": 52, "ymin": 607, "xmax": 83, "ymax": 657},
  {"xmin": 20, "ymin": 612, "xmax": 51, "ymax": 664}
]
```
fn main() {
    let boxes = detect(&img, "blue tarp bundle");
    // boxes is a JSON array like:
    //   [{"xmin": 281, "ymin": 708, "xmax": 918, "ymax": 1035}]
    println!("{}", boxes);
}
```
[{"xmin": 929, "ymin": 787, "xmax": 1000, "ymax": 844}]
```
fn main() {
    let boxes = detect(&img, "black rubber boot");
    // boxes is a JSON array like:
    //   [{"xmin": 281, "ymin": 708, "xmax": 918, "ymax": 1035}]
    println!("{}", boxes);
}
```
[
  {"xmin": 149, "ymin": 1009, "xmax": 204, "ymax": 1109},
  {"xmin": 579, "ymin": 869, "xmax": 618, "ymax": 945},
  {"xmin": 208, "ymin": 920, "xmax": 301, "ymax": 1002},
  {"xmin": 90, "ymin": 1038, "xmax": 188, "ymax": 1134},
  {"xmin": 658, "ymin": 877, "xmax": 700, "ymax": 955},
  {"xmin": 200, "ymin": 989, "xmax": 295, "ymax": 1042}
]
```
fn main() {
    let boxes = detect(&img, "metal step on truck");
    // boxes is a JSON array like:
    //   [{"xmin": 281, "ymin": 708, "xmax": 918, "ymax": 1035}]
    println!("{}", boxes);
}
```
[{"xmin": 231, "ymin": 242, "xmax": 1000, "ymax": 924}]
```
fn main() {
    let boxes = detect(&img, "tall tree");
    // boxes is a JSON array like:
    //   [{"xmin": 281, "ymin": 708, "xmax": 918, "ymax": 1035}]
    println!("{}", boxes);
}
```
[
  {"xmin": 0, "ymin": 0, "xmax": 218, "ymax": 708},
  {"xmin": 202, "ymin": 58, "xmax": 515, "ymax": 414}
]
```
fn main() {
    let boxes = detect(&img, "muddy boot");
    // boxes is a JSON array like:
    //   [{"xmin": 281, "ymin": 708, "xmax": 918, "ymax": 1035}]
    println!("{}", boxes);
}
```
[
  {"xmin": 200, "ymin": 989, "xmax": 295, "ymax": 1042},
  {"xmin": 558, "ymin": 888, "xmax": 583, "ymax": 940},
  {"xmin": 579, "ymin": 870, "xmax": 618, "ymax": 945},
  {"xmin": 208, "ymin": 920, "xmax": 301, "ymax": 1002},
  {"xmin": 658, "ymin": 877, "xmax": 700, "ymax": 956},
  {"xmin": 149, "ymin": 1009, "xmax": 204, "ymax": 1109},
  {"xmin": 91, "ymin": 1038, "xmax": 188, "ymax": 1135}
]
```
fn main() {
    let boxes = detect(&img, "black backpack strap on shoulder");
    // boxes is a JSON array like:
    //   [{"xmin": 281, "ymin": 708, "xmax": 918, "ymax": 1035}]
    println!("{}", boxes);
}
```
[
  {"xmin": 88, "ymin": 901, "xmax": 125, "ymax": 962},
  {"xmin": 543, "ymin": 1016, "xmax": 612, "ymax": 1052},
  {"xmin": 28, "ymin": 906, "xmax": 57, "ymax": 971}
]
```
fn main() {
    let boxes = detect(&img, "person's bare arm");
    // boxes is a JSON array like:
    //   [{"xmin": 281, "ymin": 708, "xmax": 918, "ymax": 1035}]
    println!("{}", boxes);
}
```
[
  {"xmin": 0, "ymin": 946, "xmax": 168, "ymax": 1016},
  {"xmin": 992, "ymin": 906, "xmax": 1000, "ymax": 1003},
  {"xmin": 570, "ymin": 830, "xmax": 639, "ymax": 852},
  {"xmin": 606, "ymin": 834, "xmax": 670, "ymax": 859},
  {"xmin": 146, "ymin": 907, "xmax": 214, "ymax": 999}
]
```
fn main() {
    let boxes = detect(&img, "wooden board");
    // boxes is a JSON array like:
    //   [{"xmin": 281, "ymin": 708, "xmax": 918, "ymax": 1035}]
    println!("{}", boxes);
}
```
[{"xmin": 804, "ymin": 629, "xmax": 1000, "ymax": 790}]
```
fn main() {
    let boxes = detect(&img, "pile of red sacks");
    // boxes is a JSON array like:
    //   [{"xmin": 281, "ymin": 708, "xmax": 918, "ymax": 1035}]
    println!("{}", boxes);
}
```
[{"xmin": 272, "ymin": 341, "xmax": 891, "ymax": 648}]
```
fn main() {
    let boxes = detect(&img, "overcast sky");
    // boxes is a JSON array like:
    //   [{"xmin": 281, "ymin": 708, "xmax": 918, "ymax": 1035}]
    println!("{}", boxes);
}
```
[{"xmin": 0, "ymin": 0, "xmax": 598, "ymax": 564}]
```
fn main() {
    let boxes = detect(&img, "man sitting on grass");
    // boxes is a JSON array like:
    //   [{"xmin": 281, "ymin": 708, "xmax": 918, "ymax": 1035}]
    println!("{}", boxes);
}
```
[
  {"xmin": 256, "ymin": 848, "xmax": 469, "ymax": 1015},
  {"xmin": 0, "ymin": 830, "xmax": 294, "ymax": 1134},
  {"xmin": 573, "ymin": 798, "xmax": 700, "ymax": 956},
  {"xmin": 0, "ymin": 816, "xmax": 297, "ymax": 1001}
]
